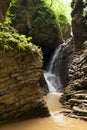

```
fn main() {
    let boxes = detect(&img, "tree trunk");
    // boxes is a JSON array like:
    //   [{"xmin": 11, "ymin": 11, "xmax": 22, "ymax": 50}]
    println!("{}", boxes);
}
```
[{"xmin": 0, "ymin": 0, "xmax": 11, "ymax": 22}]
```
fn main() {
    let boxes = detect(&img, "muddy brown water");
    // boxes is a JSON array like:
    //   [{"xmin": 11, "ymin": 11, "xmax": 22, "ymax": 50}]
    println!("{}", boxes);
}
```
[{"xmin": 0, "ymin": 94, "xmax": 87, "ymax": 130}]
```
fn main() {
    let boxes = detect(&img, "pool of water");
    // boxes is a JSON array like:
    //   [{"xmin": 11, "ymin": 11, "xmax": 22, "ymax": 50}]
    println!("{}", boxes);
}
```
[{"xmin": 0, "ymin": 94, "xmax": 87, "ymax": 130}]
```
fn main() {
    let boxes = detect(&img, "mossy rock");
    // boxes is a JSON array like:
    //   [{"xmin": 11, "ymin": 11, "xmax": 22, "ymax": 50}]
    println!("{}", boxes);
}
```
[
  {"xmin": 10, "ymin": 0, "xmax": 62, "ymax": 65},
  {"xmin": 0, "ymin": 23, "xmax": 42, "ymax": 57}
]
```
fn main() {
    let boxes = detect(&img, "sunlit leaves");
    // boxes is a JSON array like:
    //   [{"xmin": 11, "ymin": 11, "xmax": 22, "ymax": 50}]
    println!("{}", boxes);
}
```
[
  {"xmin": 44, "ymin": 0, "xmax": 72, "ymax": 24},
  {"xmin": 5, "ymin": 0, "xmax": 17, "ymax": 24}
]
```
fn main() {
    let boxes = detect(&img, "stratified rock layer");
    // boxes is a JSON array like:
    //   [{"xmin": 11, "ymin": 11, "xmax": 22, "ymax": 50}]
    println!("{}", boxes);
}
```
[
  {"xmin": 0, "ymin": 49, "xmax": 49, "ymax": 124},
  {"xmin": 60, "ymin": 48, "xmax": 87, "ymax": 120},
  {"xmin": 60, "ymin": 0, "xmax": 87, "ymax": 120}
]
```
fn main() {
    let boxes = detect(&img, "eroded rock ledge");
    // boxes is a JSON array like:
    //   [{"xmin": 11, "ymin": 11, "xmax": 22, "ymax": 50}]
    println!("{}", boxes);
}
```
[{"xmin": 60, "ymin": 49, "xmax": 87, "ymax": 121}]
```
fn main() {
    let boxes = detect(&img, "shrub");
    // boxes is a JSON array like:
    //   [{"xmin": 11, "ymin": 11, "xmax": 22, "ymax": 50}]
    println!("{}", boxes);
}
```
[{"xmin": 0, "ymin": 23, "xmax": 41, "ymax": 56}]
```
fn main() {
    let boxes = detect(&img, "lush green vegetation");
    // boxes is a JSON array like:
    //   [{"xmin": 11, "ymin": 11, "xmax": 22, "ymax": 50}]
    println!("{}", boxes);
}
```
[
  {"xmin": 44, "ymin": 0, "xmax": 72, "ymax": 25},
  {"xmin": 5, "ymin": 0, "xmax": 17, "ymax": 24},
  {"xmin": 5, "ymin": 0, "xmax": 72, "ymax": 25},
  {"xmin": 0, "ymin": 23, "xmax": 41, "ymax": 55},
  {"xmin": 3, "ymin": 0, "xmax": 72, "ymax": 54},
  {"xmin": 29, "ymin": 1, "xmax": 62, "ymax": 46}
]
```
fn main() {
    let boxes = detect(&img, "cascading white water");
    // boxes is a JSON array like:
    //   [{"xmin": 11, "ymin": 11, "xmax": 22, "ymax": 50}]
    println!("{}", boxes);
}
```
[
  {"xmin": 44, "ymin": 38, "xmax": 72, "ymax": 93},
  {"xmin": 43, "ymin": 44, "xmax": 64, "ymax": 93},
  {"xmin": 48, "ymin": 45, "xmax": 63, "ymax": 73},
  {"xmin": 44, "ymin": 71, "xmax": 62, "ymax": 93}
]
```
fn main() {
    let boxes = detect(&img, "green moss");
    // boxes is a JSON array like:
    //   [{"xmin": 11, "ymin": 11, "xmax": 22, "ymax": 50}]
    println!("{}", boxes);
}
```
[
  {"xmin": 30, "ymin": 1, "xmax": 62, "ymax": 44},
  {"xmin": 0, "ymin": 23, "xmax": 41, "ymax": 56}
]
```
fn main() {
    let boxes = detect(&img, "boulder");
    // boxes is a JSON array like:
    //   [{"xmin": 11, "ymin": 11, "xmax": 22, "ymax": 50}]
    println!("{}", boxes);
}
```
[{"xmin": 0, "ymin": 24, "xmax": 49, "ymax": 124}]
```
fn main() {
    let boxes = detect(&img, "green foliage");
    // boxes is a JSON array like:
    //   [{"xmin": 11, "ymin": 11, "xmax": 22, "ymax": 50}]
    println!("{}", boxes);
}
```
[
  {"xmin": 30, "ymin": 1, "xmax": 62, "ymax": 46},
  {"xmin": 5, "ymin": 0, "xmax": 72, "ymax": 25},
  {"xmin": 5, "ymin": 0, "xmax": 17, "ymax": 24},
  {"xmin": 44, "ymin": 0, "xmax": 72, "ymax": 25},
  {"xmin": 0, "ymin": 23, "xmax": 41, "ymax": 55}
]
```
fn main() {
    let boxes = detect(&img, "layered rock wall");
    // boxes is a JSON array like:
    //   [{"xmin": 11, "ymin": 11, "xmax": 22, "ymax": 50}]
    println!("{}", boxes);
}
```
[
  {"xmin": 0, "ymin": 49, "xmax": 49, "ymax": 123},
  {"xmin": 60, "ymin": 49, "xmax": 87, "ymax": 120},
  {"xmin": 60, "ymin": 0, "xmax": 87, "ymax": 120}
]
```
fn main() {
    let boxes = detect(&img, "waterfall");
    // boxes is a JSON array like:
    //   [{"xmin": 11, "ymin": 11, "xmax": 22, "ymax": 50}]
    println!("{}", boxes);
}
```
[
  {"xmin": 43, "ymin": 44, "xmax": 65, "ymax": 93},
  {"xmin": 43, "ymin": 38, "xmax": 72, "ymax": 93},
  {"xmin": 43, "ymin": 37, "xmax": 72, "ymax": 93}
]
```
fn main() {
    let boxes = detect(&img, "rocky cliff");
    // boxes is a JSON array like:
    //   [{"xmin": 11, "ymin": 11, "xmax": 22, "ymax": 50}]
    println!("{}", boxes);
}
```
[
  {"xmin": 60, "ymin": 49, "xmax": 87, "ymax": 120},
  {"xmin": 71, "ymin": 0, "xmax": 87, "ymax": 50},
  {"xmin": 60, "ymin": 0, "xmax": 87, "ymax": 120},
  {"xmin": 0, "ymin": 24, "xmax": 49, "ymax": 124},
  {"xmin": 10, "ymin": 0, "xmax": 62, "ymax": 66}
]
